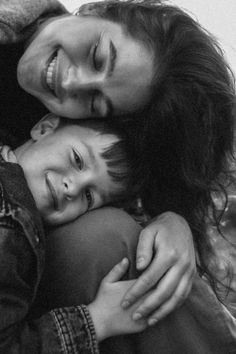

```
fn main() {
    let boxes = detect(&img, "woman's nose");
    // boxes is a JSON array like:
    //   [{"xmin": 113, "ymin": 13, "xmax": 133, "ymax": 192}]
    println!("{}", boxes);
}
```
[{"xmin": 61, "ymin": 65, "xmax": 102, "ymax": 95}]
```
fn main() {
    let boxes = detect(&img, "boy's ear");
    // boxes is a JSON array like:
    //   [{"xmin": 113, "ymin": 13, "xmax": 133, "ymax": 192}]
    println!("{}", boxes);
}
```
[{"xmin": 31, "ymin": 113, "xmax": 61, "ymax": 141}]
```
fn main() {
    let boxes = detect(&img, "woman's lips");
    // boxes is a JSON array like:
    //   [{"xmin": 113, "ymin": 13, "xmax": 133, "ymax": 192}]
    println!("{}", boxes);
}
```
[{"xmin": 46, "ymin": 173, "xmax": 59, "ymax": 211}]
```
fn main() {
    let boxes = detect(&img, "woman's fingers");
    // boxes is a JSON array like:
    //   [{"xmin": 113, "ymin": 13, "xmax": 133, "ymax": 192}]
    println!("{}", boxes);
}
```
[
  {"xmin": 136, "ymin": 227, "xmax": 156, "ymax": 270},
  {"xmin": 147, "ymin": 276, "xmax": 193, "ymax": 325},
  {"xmin": 122, "ymin": 252, "xmax": 174, "ymax": 309},
  {"xmin": 132, "ymin": 264, "xmax": 193, "ymax": 320},
  {"xmin": 102, "ymin": 257, "xmax": 129, "ymax": 284}
]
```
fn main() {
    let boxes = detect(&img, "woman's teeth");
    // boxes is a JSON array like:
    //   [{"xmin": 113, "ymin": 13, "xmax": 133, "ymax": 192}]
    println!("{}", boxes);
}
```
[{"xmin": 46, "ymin": 55, "xmax": 57, "ymax": 93}]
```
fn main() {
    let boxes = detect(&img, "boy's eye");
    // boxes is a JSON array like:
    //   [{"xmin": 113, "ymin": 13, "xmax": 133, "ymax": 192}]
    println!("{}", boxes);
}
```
[
  {"xmin": 85, "ymin": 189, "xmax": 93, "ymax": 209},
  {"xmin": 93, "ymin": 39, "xmax": 103, "ymax": 72},
  {"xmin": 73, "ymin": 150, "xmax": 83, "ymax": 170}
]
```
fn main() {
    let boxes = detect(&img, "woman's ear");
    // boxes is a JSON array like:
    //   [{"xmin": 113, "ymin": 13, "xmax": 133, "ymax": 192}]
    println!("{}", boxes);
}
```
[{"xmin": 30, "ymin": 113, "xmax": 61, "ymax": 141}]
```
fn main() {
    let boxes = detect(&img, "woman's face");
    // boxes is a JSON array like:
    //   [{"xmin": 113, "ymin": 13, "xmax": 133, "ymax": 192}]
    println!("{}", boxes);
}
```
[{"xmin": 17, "ymin": 15, "xmax": 154, "ymax": 119}]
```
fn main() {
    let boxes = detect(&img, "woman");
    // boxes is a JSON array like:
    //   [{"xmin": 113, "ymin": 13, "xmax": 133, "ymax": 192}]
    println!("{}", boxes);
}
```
[
  {"xmin": 36, "ymin": 0, "xmax": 236, "ymax": 347},
  {"xmin": 0, "ymin": 0, "xmax": 196, "ymax": 325}
]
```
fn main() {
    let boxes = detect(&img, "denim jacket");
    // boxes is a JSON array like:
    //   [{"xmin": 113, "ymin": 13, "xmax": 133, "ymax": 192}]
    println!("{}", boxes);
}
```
[{"xmin": 0, "ymin": 153, "xmax": 99, "ymax": 354}]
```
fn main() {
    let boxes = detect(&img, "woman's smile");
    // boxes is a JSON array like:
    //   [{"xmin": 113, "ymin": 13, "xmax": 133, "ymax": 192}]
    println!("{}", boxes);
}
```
[{"xmin": 45, "ymin": 53, "xmax": 58, "ymax": 95}]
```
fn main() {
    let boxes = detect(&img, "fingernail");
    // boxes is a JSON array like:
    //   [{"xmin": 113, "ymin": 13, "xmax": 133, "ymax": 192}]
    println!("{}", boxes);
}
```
[
  {"xmin": 148, "ymin": 318, "xmax": 158, "ymax": 326},
  {"xmin": 122, "ymin": 301, "xmax": 130, "ymax": 309},
  {"xmin": 136, "ymin": 257, "xmax": 145, "ymax": 269},
  {"xmin": 133, "ymin": 313, "xmax": 142, "ymax": 321}
]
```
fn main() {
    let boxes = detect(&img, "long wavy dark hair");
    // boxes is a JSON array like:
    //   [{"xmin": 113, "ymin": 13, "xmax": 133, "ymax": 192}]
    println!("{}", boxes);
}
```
[{"xmin": 79, "ymin": 0, "xmax": 236, "ymax": 299}]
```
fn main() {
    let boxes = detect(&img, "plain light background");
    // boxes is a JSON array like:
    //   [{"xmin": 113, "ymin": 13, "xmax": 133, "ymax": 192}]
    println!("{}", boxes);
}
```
[{"xmin": 59, "ymin": 0, "xmax": 236, "ymax": 74}]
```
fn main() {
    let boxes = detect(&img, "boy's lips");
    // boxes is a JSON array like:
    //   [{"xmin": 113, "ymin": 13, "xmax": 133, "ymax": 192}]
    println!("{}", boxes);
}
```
[{"xmin": 46, "ymin": 173, "xmax": 59, "ymax": 211}]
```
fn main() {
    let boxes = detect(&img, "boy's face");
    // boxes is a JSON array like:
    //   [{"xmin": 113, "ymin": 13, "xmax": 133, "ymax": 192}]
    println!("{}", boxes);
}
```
[{"xmin": 15, "ymin": 115, "xmax": 119, "ymax": 225}]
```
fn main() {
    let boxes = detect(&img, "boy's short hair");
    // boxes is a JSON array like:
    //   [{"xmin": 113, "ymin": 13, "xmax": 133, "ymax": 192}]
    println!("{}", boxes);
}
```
[{"xmin": 58, "ymin": 118, "xmax": 136, "ymax": 207}]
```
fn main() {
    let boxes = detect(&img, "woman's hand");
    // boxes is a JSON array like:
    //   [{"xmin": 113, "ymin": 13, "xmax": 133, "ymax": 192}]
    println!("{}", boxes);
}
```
[
  {"xmin": 121, "ymin": 212, "xmax": 196, "ymax": 325},
  {"xmin": 88, "ymin": 258, "xmax": 148, "ymax": 342}
]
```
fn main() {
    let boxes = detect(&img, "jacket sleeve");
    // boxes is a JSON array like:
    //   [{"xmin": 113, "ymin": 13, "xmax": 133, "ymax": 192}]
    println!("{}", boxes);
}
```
[
  {"xmin": 0, "ymin": 220, "xmax": 99, "ymax": 354},
  {"xmin": 0, "ymin": 0, "xmax": 66, "ymax": 44}
]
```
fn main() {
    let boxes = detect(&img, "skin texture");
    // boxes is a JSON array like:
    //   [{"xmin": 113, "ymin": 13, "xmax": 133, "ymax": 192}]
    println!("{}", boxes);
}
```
[
  {"xmin": 17, "ymin": 15, "xmax": 153, "ymax": 119},
  {"xmin": 14, "ymin": 114, "xmax": 119, "ymax": 225}
]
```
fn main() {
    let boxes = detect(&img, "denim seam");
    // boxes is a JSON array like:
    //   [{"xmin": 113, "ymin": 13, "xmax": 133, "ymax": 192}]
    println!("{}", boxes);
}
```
[
  {"xmin": 51, "ymin": 309, "xmax": 70, "ymax": 354},
  {"xmin": 77, "ymin": 305, "xmax": 99, "ymax": 354}
]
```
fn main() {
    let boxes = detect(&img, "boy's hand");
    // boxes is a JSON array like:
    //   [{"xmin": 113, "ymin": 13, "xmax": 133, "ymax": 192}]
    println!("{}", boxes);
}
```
[
  {"xmin": 121, "ymin": 212, "xmax": 196, "ymax": 326},
  {"xmin": 0, "ymin": 145, "xmax": 18, "ymax": 163},
  {"xmin": 88, "ymin": 258, "xmax": 148, "ymax": 342}
]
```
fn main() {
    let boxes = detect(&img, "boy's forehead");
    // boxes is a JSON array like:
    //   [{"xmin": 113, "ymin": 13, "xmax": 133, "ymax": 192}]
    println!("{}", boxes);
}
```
[{"xmin": 57, "ymin": 124, "xmax": 97, "ymax": 145}]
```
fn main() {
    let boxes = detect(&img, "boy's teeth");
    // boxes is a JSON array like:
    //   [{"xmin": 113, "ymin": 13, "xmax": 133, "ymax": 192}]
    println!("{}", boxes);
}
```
[{"xmin": 46, "ymin": 55, "xmax": 57, "ymax": 92}]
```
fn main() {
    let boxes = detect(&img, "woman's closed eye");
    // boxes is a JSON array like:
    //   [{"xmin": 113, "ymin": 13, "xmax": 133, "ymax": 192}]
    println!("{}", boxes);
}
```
[{"xmin": 73, "ymin": 149, "xmax": 83, "ymax": 170}]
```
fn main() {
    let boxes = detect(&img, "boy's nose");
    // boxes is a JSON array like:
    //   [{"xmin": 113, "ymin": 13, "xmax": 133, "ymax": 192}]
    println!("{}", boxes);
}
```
[
  {"xmin": 63, "ymin": 172, "xmax": 91, "ymax": 199},
  {"xmin": 61, "ymin": 65, "xmax": 103, "ymax": 95},
  {"xmin": 63, "ymin": 176, "xmax": 80, "ymax": 199}
]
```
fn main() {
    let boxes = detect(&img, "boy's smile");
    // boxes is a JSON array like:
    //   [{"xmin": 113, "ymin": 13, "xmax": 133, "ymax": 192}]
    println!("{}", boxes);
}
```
[
  {"xmin": 14, "ymin": 115, "xmax": 119, "ymax": 225},
  {"xmin": 45, "ymin": 172, "xmax": 60, "ymax": 211}
]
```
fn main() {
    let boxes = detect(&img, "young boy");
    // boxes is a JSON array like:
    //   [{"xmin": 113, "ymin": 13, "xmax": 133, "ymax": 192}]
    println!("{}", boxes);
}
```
[{"xmin": 0, "ymin": 114, "xmax": 146, "ymax": 353}]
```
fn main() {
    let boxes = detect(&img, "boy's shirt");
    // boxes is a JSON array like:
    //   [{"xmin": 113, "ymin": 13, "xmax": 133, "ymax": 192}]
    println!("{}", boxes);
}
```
[{"xmin": 0, "ymin": 146, "xmax": 99, "ymax": 353}]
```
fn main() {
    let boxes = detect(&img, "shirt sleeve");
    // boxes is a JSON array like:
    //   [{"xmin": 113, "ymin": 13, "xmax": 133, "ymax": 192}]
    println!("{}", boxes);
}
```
[{"xmin": 0, "ymin": 0, "xmax": 66, "ymax": 44}]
